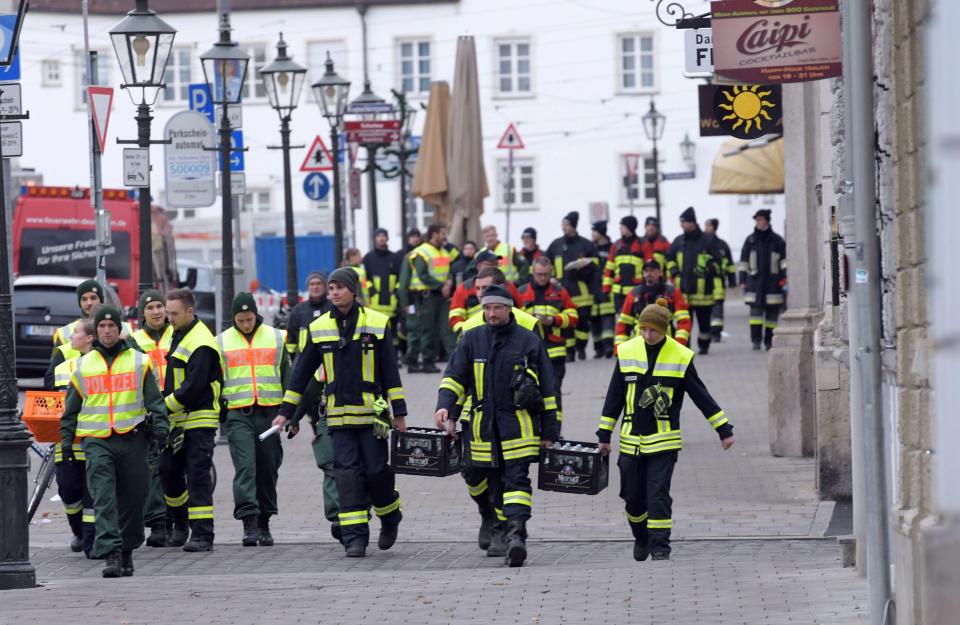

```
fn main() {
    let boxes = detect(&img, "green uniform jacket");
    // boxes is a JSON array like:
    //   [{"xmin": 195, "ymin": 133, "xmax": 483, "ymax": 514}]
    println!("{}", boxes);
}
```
[{"xmin": 60, "ymin": 341, "xmax": 169, "ymax": 448}]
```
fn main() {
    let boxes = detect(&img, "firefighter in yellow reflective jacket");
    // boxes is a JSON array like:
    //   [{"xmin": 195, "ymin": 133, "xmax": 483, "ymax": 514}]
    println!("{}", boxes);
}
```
[
  {"xmin": 597, "ymin": 302, "xmax": 734, "ymax": 561},
  {"xmin": 217, "ymin": 293, "xmax": 288, "ymax": 547},
  {"xmin": 44, "ymin": 317, "xmax": 95, "ymax": 554},
  {"xmin": 60, "ymin": 306, "xmax": 169, "ymax": 578},
  {"xmin": 159, "ymin": 289, "xmax": 223, "ymax": 552},
  {"xmin": 274, "ymin": 268, "xmax": 407, "ymax": 558},
  {"xmin": 436, "ymin": 284, "xmax": 559, "ymax": 568}
]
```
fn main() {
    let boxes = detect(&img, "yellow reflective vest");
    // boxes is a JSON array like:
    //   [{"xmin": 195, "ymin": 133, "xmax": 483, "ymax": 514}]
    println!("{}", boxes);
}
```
[
  {"xmin": 53, "ymin": 358, "xmax": 85, "ymax": 461},
  {"xmin": 165, "ymin": 321, "xmax": 222, "ymax": 429},
  {"xmin": 408, "ymin": 243, "xmax": 451, "ymax": 291},
  {"xmin": 70, "ymin": 349, "xmax": 151, "ymax": 438},
  {"xmin": 217, "ymin": 324, "xmax": 285, "ymax": 409},
  {"xmin": 480, "ymin": 241, "xmax": 521, "ymax": 283},
  {"xmin": 132, "ymin": 325, "xmax": 174, "ymax": 391}
]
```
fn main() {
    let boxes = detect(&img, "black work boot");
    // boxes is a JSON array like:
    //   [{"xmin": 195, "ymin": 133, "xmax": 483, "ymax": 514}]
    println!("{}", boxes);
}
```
[
  {"xmin": 486, "ymin": 522, "xmax": 507, "ymax": 557},
  {"xmin": 166, "ymin": 509, "xmax": 188, "ymax": 548},
  {"xmin": 697, "ymin": 338, "xmax": 710, "ymax": 355},
  {"xmin": 505, "ymin": 519, "xmax": 528, "ymax": 568},
  {"xmin": 420, "ymin": 362, "xmax": 440, "ymax": 374},
  {"xmin": 70, "ymin": 535, "xmax": 83, "ymax": 553},
  {"xmin": 258, "ymin": 514, "xmax": 274, "ymax": 547},
  {"xmin": 752, "ymin": 341, "xmax": 762, "ymax": 351},
  {"xmin": 345, "ymin": 541, "xmax": 367, "ymax": 558},
  {"xmin": 120, "ymin": 549, "xmax": 134, "ymax": 576},
  {"xmin": 651, "ymin": 551, "xmax": 670, "ymax": 561},
  {"xmin": 477, "ymin": 513, "xmax": 495, "ymax": 551},
  {"xmin": 68, "ymin": 514, "xmax": 83, "ymax": 552},
  {"xmin": 183, "ymin": 535, "xmax": 214, "ymax": 552},
  {"xmin": 378, "ymin": 520, "xmax": 399, "ymax": 550},
  {"xmin": 241, "ymin": 515, "xmax": 259, "ymax": 546},
  {"xmin": 330, "ymin": 522, "xmax": 343, "ymax": 544},
  {"xmin": 576, "ymin": 346, "xmax": 587, "ymax": 361},
  {"xmin": 633, "ymin": 542, "xmax": 649, "ymax": 561},
  {"xmin": 102, "ymin": 550, "xmax": 122, "ymax": 578},
  {"xmin": 146, "ymin": 523, "xmax": 166, "ymax": 548},
  {"xmin": 565, "ymin": 350, "xmax": 575, "ymax": 363}
]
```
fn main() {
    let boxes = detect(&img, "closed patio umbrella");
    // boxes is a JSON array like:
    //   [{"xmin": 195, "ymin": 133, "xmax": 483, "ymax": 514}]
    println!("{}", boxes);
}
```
[{"xmin": 411, "ymin": 81, "xmax": 452, "ymax": 226}]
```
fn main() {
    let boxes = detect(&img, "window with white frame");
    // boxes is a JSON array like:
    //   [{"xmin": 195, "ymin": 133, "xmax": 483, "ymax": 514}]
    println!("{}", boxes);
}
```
[
  {"xmin": 162, "ymin": 47, "xmax": 192, "ymax": 104},
  {"xmin": 617, "ymin": 33, "xmax": 656, "ymax": 92},
  {"xmin": 619, "ymin": 153, "xmax": 656, "ymax": 205},
  {"xmin": 241, "ymin": 189, "xmax": 272, "ymax": 213},
  {"xmin": 494, "ymin": 38, "xmax": 532, "ymax": 97},
  {"xmin": 398, "ymin": 39, "xmax": 431, "ymax": 95},
  {"xmin": 498, "ymin": 157, "xmax": 536, "ymax": 209},
  {"xmin": 42, "ymin": 60, "xmax": 62, "ymax": 87},
  {"xmin": 75, "ymin": 51, "xmax": 111, "ymax": 108},
  {"xmin": 307, "ymin": 40, "xmax": 348, "ymax": 101},
  {"xmin": 242, "ymin": 44, "xmax": 268, "ymax": 101},
  {"xmin": 404, "ymin": 198, "xmax": 434, "ymax": 232}
]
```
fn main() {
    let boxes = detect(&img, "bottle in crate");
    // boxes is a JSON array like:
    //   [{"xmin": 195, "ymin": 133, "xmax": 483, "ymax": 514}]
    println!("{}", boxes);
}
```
[
  {"xmin": 538, "ymin": 440, "xmax": 609, "ymax": 495},
  {"xmin": 391, "ymin": 427, "xmax": 463, "ymax": 476}
]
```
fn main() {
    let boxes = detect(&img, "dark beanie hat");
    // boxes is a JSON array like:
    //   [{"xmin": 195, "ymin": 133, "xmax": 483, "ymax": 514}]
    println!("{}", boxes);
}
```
[
  {"xmin": 374, "ymin": 228, "xmax": 389, "ymax": 239},
  {"xmin": 563, "ymin": 211, "xmax": 580, "ymax": 228},
  {"xmin": 753, "ymin": 209, "xmax": 772, "ymax": 221},
  {"xmin": 645, "ymin": 216, "xmax": 659, "ymax": 228},
  {"xmin": 139, "ymin": 289, "xmax": 163, "ymax": 311},
  {"xmin": 94, "ymin": 305, "xmax": 122, "ymax": 330},
  {"xmin": 680, "ymin": 206, "xmax": 697, "ymax": 222},
  {"xmin": 522, "ymin": 227, "xmax": 537, "ymax": 240},
  {"xmin": 706, "ymin": 218, "xmax": 719, "ymax": 229},
  {"xmin": 77, "ymin": 279, "xmax": 104, "ymax": 305},
  {"xmin": 592, "ymin": 220, "xmax": 608, "ymax": 236},
  {"xmin": 328, "ymin": 267, "xmax": 359, "ymax": 294},
  {"xmin": 305, "ymin": 271, "xmax": 327, "ymax": 287},
  {"xmin": 231, "ymin": 292, "xmax": 258, "ymax": 316},
  {"xmin": 480, "ymin": 284, "xmax": 513, "ymax": 307},
  {"xmin": 620, "ymin": 215, "xmax": 638, "ymax": 233}
]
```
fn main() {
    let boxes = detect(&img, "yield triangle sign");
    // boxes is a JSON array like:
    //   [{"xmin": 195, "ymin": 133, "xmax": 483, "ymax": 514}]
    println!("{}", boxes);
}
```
[
  {"xmin": 348, "ymin": 140, "xmax": 360, "ymax": 167},
  {"xmin": 624, "ymin": 153, "xmax": 641, "ymax": 176},
  {"xmin": 300, "ymin": 135, "xmax": 335, "ymax": 172},
  {"xmin": 497, "ymin": 123, "xmax": 524, "ymax": 150},
  {"xmin": 87, "ymin": 86, "xmax": 114, "ymax": 154}
]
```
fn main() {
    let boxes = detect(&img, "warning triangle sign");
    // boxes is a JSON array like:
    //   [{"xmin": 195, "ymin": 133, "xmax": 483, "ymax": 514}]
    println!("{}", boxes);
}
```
[
  {"xmin": 300, "ymin": 135, "xmax": 335, "ymax": 172},
  {"xmin": 497, "ymin": 123, "xmax": 524, "ymax": 150},
  {"xmin": 87, "ymin": 86, "xmax": 114, "ymax": 154}
]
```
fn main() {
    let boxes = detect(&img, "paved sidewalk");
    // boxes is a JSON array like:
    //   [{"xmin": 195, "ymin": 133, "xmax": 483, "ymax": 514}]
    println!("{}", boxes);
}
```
[{"xmin": 12, "ymin": 302, "xmax": 867, "ymax": 624}]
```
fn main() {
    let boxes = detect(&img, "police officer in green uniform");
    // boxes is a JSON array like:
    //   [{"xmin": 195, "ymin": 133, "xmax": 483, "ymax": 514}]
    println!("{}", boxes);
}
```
[
  {"xmin": 597, "ymin": 302, "xmax": 735, "ymax": 561},
  {"xmin": 160, "ymin": 288, "xmax": 223, "ymax": 552},
  {"xmin": 274, "ymin": 268, "xmax": 408, "ymax": 557},
  {"xmin": 217, "ymin": 293, "xmax": 288, "ymax": 546},
  {"xmin": 60, "ymin": 306, "xmax": 169, "ymax": 577}
]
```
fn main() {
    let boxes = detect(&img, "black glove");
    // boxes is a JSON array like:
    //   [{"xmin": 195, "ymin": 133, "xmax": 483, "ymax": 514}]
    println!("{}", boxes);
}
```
[
  {"xmin": 149, "ymin": 429, "xmax": 168, "ymax": 454},
  {"xmin": 168, "ymin": 426, "xmax": 185, "ymax": 455},
  {"xmin": 60, "ymin": 444, "xmax": 75, "ymax": 463},
  {"xmin": 514, "ymin": 377, "xmax": 545, "ymax": 414}
]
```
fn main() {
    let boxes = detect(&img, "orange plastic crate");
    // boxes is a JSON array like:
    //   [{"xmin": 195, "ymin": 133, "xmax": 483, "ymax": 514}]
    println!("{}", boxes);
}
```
[{"xmin": 22, "ymin": 391, "xmax": 66, "ymax": 444}]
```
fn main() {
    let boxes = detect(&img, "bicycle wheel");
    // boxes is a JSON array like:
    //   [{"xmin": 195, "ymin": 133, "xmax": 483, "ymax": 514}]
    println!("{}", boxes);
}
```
[{"xmin": 27, "ymin": 453, "xmax": 56, "ymax": 523}]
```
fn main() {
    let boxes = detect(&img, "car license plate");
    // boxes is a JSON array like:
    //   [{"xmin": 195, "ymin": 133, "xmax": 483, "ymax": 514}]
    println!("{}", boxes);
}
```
[{"xmin": 24, "ymin": 324, "xmax": 56, "ymax": 337}]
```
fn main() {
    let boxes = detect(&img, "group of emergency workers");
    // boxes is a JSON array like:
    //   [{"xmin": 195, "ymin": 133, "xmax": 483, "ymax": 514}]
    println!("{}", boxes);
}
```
[{"xmin": 44, "ymin": 205, "xmax": 783, "ymax": 575}]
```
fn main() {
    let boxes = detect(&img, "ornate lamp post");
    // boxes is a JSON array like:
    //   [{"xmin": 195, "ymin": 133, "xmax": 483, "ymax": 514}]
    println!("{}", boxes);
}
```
[
  {"xmin": 349, "ymin": 81, "xmax": 391, "ymax": 249},
  {"xmin": 312, "ymin": 54, "xmax": 351, "ymax": 264},
  {"xmin": 679, "ymin": 132, "xmax": 696, "ymax": 174},
  {"xmin": 200, "ymin": 12, "xmax": 249, "ymax": 329},
  {"xmin": 384, "ymin": 89, "xmax": 418, "ymax": 238},
  {"xmin": 642, "ymin": 99, "xmax": 666, "ymax": 224},
  {"xmin": 110, "ymin": 0, "xmax": 176, "ymax": 296},
  {"xmin": 0, "ymin": 0, "xmax": 32, "ymax": 591},
  {"xmin": 260, "ymin": 34, "xmax": 306, "ymax": 308}
]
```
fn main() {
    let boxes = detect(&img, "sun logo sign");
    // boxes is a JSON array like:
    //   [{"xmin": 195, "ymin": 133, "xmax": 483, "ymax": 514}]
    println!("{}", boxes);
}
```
[{"xmin": 714, "ymin": 84, "xmax": 782, "ymax": 140}]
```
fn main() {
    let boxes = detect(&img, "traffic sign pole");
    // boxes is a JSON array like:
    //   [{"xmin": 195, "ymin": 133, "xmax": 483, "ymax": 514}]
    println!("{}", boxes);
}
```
[{"xmin": 497, "ymin": 123, "xmax": 525, "ymax": 244}]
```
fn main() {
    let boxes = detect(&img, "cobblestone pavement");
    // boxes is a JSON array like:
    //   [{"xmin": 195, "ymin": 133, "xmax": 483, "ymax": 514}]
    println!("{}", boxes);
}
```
[{"xmin": 12, "ymin": 301, "xmax": 868, "ymax": 624}]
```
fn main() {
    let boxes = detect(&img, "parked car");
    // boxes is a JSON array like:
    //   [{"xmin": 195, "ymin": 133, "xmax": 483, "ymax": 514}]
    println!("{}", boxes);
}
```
[{"xmin": 14, "ymin": 275, "xmax": 124, "ymax": 380}]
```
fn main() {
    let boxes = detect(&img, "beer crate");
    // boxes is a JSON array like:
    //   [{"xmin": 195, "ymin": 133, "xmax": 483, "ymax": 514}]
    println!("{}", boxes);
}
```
[
  {"xmin": 391, "ymin": 427, "xmax": 462, "ymax": 477},
  {"xmin": 537, "ymin": 440, "xmax": 609, "ymax": 495}
]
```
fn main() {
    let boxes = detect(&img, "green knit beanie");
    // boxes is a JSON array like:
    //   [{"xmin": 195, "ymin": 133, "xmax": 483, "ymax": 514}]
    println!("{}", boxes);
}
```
[
  {"xmin": 94, "ymin": 306, "xmax": 123, "ymax": 330},
  {"xmin": 77, "ymin": 279, "xmax": 104, "ymax": 306},
  {"xmin": 231, "ymin": 292, "xmax": 258, "ymax": 316}
]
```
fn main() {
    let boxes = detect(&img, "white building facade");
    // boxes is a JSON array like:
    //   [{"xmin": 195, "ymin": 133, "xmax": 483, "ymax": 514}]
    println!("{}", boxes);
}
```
[{"xmin": 20, "ymin": 0, "xmax": 783, "ymax": 281}]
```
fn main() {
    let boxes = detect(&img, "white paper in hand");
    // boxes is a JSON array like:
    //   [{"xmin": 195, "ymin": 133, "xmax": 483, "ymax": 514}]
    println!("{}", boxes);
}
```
[{"xmin": 258, "ymin": 424, "xmax": 281, "ymax": 441}]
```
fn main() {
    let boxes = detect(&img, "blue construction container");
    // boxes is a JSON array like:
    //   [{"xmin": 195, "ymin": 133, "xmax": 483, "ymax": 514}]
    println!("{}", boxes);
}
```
[{"xmin": 255, "ymin": 235, "xmax": 336, "ymax": 292}]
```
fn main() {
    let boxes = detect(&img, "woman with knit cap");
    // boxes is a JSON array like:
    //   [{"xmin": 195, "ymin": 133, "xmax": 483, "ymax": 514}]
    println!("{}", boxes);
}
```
[{"xmin": 597, "ymin": 300, "xmax": 735, "ymax": 561}]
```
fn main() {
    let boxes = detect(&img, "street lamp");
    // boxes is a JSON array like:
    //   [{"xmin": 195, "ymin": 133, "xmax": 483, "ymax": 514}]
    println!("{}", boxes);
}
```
[
  {"xmin": 349, "ymin": 81, "xmax": 391, "ymax": 249},
  {"xmin": 0, "ymin": 0, "xmax": 32, "ymax": 591},
  {"xmin": 386, "ymin": 89, "xmax": 419, "ymax": 239},
  {"xmin": 679, "ymin": 132, "xmax": 696, "ymax": 174},
  {"xmin": 312, "ymin": 54, "xmax": 351, "ymax": 264},
  {"xmin": 642, "ymin": 99, "xmax": 666, "ymax": 224},
  {"xmin": 200, "ymin": 12, "xmax": 249, "ymax": 329},
  {"xmin": 260, "ymin": 34, "xmax": 306, "ymax": 309},
  {"xmin": 110, "ymin": 0, "xmax": 176, "ymax": 297}
]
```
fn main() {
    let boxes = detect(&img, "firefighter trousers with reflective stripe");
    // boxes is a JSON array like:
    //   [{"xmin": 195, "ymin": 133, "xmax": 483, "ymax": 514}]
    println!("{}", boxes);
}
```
[
  {"xmin": 227, "ymin": 407, "xmax": 283, "ymax": 520},
  {"xmin": 461, "ymin": 465, "xmax": 495, "ymax": 518},
  {"xmin": 160, "ymin": 428, "xmax": 216, "ymax": 542},
  {"xmin": 749, "ymin": 304, "xmax": 781, "ymax": 346},
  {"xmin": 479, "ymin": 462, "xmax": 533, "ymax": 523},
  {"xmin": 590, "ymin": 307, "xmax": 615, "ymax": 353},
  {"xmin": 618, "ymin": 451, "xmax": 678, "ymax": 555},
  {"xmin": 331, "ymin": 427, "xmax": 401, "ymax": 546},
  {"xmin": 311, "ymin": 414, "xmax": 340, "ymax": 523},
  {"xmin": 56, "ymin": 458, "xmax": 94, "ymax": 552},
  {"xmin": 710, "ymin": 299, "xmax": 726, "ymax": 337},
  {"xmin": 691, "ymin": 306, "xmax": 713, "ymax": 349},
  {"xmin": 84, "ymin": 427, "xmax": 149, "ymax": 558},
  {"xmin": 551, "ymin": 357, "xmax": 566, "ymax": 432},
  {"xmin": 574, "ymin": 305, "xmax": 591, "ymax": 351}
]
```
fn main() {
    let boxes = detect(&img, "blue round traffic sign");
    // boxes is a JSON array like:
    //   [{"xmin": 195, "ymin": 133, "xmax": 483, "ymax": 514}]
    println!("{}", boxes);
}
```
[{"xmin": 303, "ymin": 172, "xmax": 330, "ymax": 201}]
